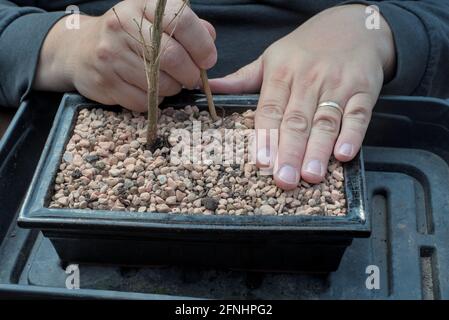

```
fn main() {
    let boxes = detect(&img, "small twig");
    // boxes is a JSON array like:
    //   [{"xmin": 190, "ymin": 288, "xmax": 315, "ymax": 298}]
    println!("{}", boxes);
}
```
[
  {"xmin": 157, "ymin": 0, "xmax": 188, "ymax": 61},
  {"xmin": 112, "ymin": 7, "xmax": 142, "ymax": 45}
]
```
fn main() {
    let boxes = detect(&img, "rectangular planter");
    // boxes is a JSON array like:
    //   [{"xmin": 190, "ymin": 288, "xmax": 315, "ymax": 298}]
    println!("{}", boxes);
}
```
[{"xmin": 18, "ymin": 93, "xmax": 370, "ymax": 273}]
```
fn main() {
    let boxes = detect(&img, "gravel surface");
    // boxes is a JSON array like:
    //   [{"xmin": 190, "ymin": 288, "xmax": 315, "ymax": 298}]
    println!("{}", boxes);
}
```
[{"xmin": 49, "ymin": 106, "xmax": 347, "ymax": 216}]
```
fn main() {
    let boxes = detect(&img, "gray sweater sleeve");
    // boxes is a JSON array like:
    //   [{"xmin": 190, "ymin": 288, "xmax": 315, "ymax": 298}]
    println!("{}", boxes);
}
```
[
  {"xmin": 0, "ymin": 0, "xmax": 66, "ymax": 107},
  {"xmin": 343, "ymin": 0, "xmax": 449, "ymax": 98}
]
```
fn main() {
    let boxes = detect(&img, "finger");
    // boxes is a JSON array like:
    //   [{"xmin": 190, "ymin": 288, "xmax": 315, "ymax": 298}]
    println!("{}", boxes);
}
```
[
  {"xmin": 145, "ymin": 0, "xmax": 217, "ymax": 69},
  {"xmin": 209, "ymin": 57, "xmax": 263, "ymax": 94},
  {"xmin": 124, "ymin": 18, "xmax": 201, "ymax": 89},
  {"xmin": 159, "ymin": 34, "xmax": 201, "ymax": 89},
  {"xmin": 158, "ymin": 72, "xmax": 183, "ymax": 96},
  {"xmin": 301, "ymin": 105, "xmax": 342, "ymax": 184},
  {"xmin": 114, "ymin": 54, "xmax": 182, "ymax": 96},
  {"xmin": 273, "ymin": 86, "xmax": 318, "ymax": 190},
  {"xmin": 300, "ymin": 82, "xmax": 351, "ymax": 183},
  {"xmin": 334, "ymin": 92, "xmax": 375, "ymax": 161},
  {"xmin": 111, "ymin": 72, "xmax": 148, "ymax": 112},
  {"xmin": 255, "ymin": 63, "xmax": 292, "ymax": 168},
  {"xmin": 113, "ymin": 53, "xmax": 148, "ymax": 91},
  {"xmin": 200, "ymin": 19, "xmax": 216, "ymax": 41}
]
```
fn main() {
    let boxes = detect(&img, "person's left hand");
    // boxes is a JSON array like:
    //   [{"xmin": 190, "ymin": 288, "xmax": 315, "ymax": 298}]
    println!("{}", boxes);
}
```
[{"xmin": 209, "ymin": 4, "xmax": 396, "ymax": 190}]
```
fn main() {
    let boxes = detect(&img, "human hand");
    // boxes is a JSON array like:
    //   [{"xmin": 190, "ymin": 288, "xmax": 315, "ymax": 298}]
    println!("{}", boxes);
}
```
[
  {"xmin": 34, "ymin": 0, "xmax": 217, "ymax": 111},
  {"xmin": 210, "ymin": 4, "xmax": 395, "ymax": 190}
]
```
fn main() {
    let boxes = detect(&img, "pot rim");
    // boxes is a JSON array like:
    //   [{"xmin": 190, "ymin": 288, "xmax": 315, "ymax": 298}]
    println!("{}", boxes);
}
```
[{"xmin": 18, "ymin": 93, "xmax": 369, "ymax": 235}]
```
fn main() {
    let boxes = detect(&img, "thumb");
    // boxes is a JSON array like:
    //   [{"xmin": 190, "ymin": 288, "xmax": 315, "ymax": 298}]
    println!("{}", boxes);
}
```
[{"xmin": 208, "ymin": 57, "xmax": 263, "ymax": 94}]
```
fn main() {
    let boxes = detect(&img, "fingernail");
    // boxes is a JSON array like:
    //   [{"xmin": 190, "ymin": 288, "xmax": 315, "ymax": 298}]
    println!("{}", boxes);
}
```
[
  {"xmin": 257, "ymin": 148, "xmax": 271, "ymax": 167},
  {"xmin": 305, "ymin": 160, "xmax": 323, "ymax": 176},
  {"xmin": 277, "ymin": 164, "xmax": 298, "ymax": 184},
  {"xmin": 338, "ymin": 143, "xmax": 354, "ymax": 157},
  {"xmin": 203, "ymin": 52, "xmax": 217, "ymax": 69}
]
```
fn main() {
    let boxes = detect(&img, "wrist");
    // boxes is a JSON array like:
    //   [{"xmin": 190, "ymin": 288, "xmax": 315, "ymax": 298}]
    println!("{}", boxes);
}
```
[
  {"xmin": 34, "ymin": 14, "xmax": 91, "ymax": 92},
  {"xmin": 343, "ymin": 4, "xmax": 396, "ymax": 82},
  {"xmin": 326, "ymin": 4, "xmax": 396, "ymax": 82},
  {"xmin": 376, "ymin": 11, "xmax": 396, "ymax": 82}
]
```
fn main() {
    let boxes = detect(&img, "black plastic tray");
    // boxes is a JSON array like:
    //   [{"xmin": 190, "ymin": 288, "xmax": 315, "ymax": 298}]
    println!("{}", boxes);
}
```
[
  {"xmin": 17, "ymin": 93, "xmax": 368, "ymax": 273},
  {"xmin": 1, "ymin": 93, "xmax": 449, "ymax": 299}
]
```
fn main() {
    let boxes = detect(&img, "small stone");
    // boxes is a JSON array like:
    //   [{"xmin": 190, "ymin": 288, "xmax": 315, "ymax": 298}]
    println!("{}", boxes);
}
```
[
  {"xmin": 99, "ymin": 141, "xmax": 114, "ymax": 151},
  {"xmin": 191, "ymin": 171, "xmax": 201, "ymax": 180},
  {"xmin": 84, "ymin": 154, "xmax": 100, "ymax": 163},
  {"xmin": 123, "ymin": 158, "xmax": 136, "ymax": 166},
  {"xmin": 106, "ymin": 178, "xmax": 119, "ymax": 187},
  {"xmin": 332, "ymin": 170, "xmax": 344, "ymax": 182},
  {"xmin": 156, "ymin": 203, "xmax": 170, "ymax": 213},
  {"xmin": 176, "ymin": 190, "xmax": 186, "ymax": 202},
  {"xmin": 91, "ymin": 120, "xmax": 103, "ymax": 129},
  {"xmin": 78, "ymin": 139, "xmax": 90, "ymax": 148},
  {"xmin": 115, "ymin": 152, "xmax": 127, "ymax": 161},
  {"xmin": 173, "ymin": 110, "xmax": 189, "ymax": 121},
  {"xmin": 110, "ymin": 168, "xmax": 122, "ymax": 177},
  {"xmin": 140, "ymin": 192, "xmax": 151, "ymax": 201},
  {"xmin": 72, "ymin": 154, "xmax": 84, "ymax": 166},
  {"xmin": 95, "ymin": 161, "xmax": 106, "ymax": 170},
  {"xmin": 170, "ymin": 157, "xmax": 181, "ymax": 165},
  {"xmin": 118, "ymin": 145, "xmax": 130, "ymax": 154},
  {"xmin": 71, "ymin": 169, "xmax": 82, "ymax": 179},
  {"xmin": 157, "ymin": 175, "xmax": 167, "ymax": 185},
  {"xmin": 57, "ymin": 197, "xmax": 68, "ymax": 206},
  {"xmin": 202, "ymin": 197, "xmax": 219, "ymax": 211},
  {"xmin": 63, "ymin": 152, "xmax": 74, "ymax": 163},
  {"xmin": 260, "ymin": 204, "xmax": 276, "ymax": 215},
  {"xmin": 193, "ymin": 199, "xmax": 202, "ymax": 208},
  {"xmin": 266, "ymin": 186, "xmax": 277, "ymax": 197},
  {"xmin": 130, "ymin": 141, "xmax": 140, "ymax": 149},
  {"xmin": 125, "ymin": 164, "xmax": 135, "ymax": 173},
  {"xmin": 166, "ymin": 196, "xmax": 177, "ymax": 205}
]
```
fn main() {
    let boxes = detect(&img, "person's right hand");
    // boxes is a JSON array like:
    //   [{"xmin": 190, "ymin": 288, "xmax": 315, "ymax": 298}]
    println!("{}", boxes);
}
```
[{"xmin": 34, "ymin": 0, "xmax": 217, "ymax": 111}]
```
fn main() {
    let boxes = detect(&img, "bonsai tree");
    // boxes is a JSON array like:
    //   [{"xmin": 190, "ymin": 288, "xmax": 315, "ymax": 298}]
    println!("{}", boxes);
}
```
[{"xmin": 114, "ymin": 0, "xmax": 218, "ymax": 148}]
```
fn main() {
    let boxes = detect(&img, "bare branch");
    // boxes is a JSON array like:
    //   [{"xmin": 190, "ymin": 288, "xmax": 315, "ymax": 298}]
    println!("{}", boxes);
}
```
[{"xmin": 112, "ymin": 7, "xmax": 142, "ymax": 45}]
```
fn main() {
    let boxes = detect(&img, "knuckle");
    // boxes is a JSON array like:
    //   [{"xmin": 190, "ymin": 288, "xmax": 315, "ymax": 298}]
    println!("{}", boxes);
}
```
[
  {"xmin": 297, "ymin": 68, "xmax": 319, "ymax": 89},
  {"xmin": 269, "ymin": 68, "xmax": 291, "ymax": 90},
  {"xmin": 344, "ymin": 106, "xmax": 372, "ymax": 127},
  {"xmin": 353, "ymin": 74, "xmax": 372, "ymax": 89},
  {"xmin": 281, "ymin": 110, "xmax": 310, "ymax": 136},
  {"xmin": 175, "ymin": 8, "xmax": 195, "ymax": 33},
  {"xmin": 325, "ymin": 69, "xmax": 344, "ymax": 89},
  {"xmin": 95, "ymin": 42, "xmax": 116, "ymax": 62},
  {"xmin": 257, "ymin": 100, "xmax": 284, "ymax": 122},
  {"xmin": 104, "ymin": 11, "xmax": 122, "ymax": 32},
  {"xmin": 313, "ymin": 111, "xmax": 341, "ymax": 134}
]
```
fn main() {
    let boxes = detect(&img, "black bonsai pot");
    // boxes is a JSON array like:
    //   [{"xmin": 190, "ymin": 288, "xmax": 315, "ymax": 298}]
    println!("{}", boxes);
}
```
[{"xmin": 18, "ymin": 93, "xmax": 369, "ymax": 273}]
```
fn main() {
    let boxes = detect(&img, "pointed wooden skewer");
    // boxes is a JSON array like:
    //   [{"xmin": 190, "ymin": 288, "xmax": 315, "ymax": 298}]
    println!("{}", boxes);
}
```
[{"xmin": 185, "ymin": 0, "xmax": 218, "ymax": 121}]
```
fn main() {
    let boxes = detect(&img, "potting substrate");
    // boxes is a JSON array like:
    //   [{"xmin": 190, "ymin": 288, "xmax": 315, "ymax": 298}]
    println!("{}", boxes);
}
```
[{"xmin": 49, "ymin": 105, "xmax": 347, "ymax": 216}]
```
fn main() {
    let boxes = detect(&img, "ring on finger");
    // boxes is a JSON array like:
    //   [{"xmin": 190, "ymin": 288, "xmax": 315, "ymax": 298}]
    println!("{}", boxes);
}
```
[{"xmin": 317, "ymin": 101, "xmax": 344, "ymax": 116}]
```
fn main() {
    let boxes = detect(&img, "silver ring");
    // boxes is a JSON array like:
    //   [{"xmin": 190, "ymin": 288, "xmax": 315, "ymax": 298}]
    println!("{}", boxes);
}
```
[{"xmin": 318, "ymin": 101, "xmax": 344, "ymax": 115}]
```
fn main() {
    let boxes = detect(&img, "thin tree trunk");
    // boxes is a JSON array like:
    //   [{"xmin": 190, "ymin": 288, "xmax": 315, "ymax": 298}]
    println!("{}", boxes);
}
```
[{"xmin": 147, "ymin": 0, "xmax": 167, "ymax": 146}]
